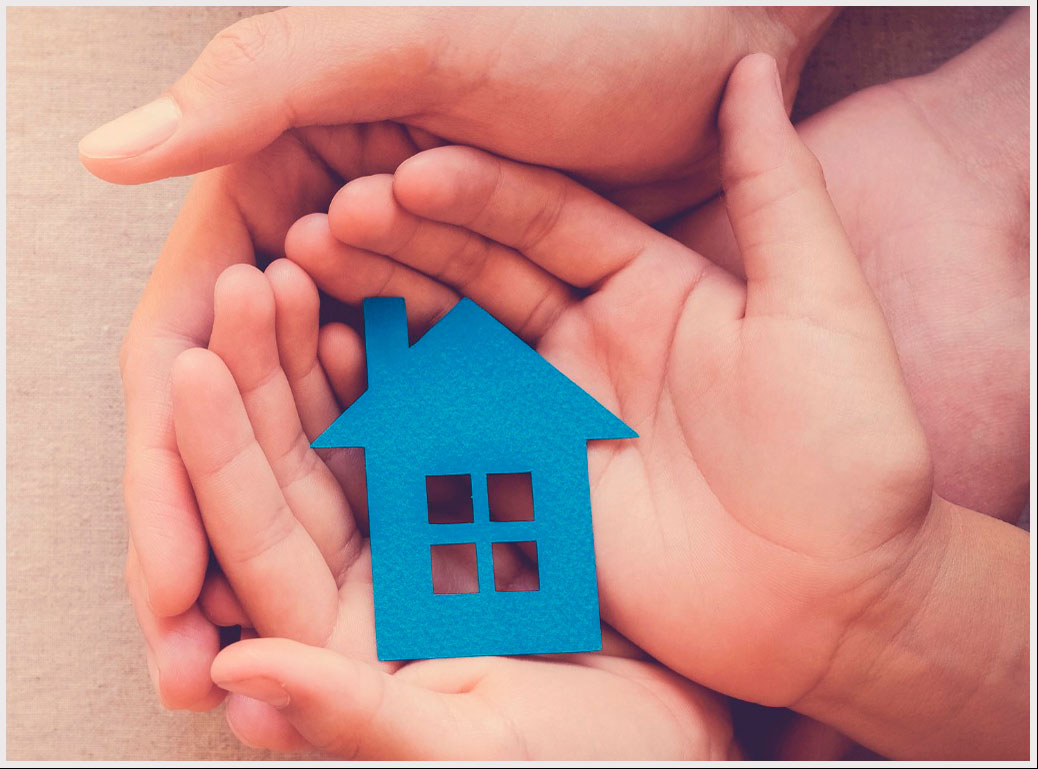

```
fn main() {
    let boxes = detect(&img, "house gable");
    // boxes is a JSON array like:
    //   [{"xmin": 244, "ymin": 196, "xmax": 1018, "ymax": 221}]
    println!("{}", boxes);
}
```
[{"xmin": 312, "ymin": 298, "xmax": 637, "ymax": 450}]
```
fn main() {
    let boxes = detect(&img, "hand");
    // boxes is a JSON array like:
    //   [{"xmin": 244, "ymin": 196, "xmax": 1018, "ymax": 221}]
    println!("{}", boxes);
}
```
[
  {"xmin": 91, "ymin": 5, "xmax": 835, "ymax": 710},
  {"xmin": 118, "ymin": 125, "xmax": 427, "ymax": 711},
  {"xmin": 668, "ymin": 8, "xmax": 1030, "ymax": 521},
  {"xmin": 289, "ymin": 54, "xmax": 1025, "ymax": 758},
  {"xmin": 170, "ymin": 260, "xmax": 734, "ymax": 759},
  {"xmin": 80, "ymin": 6, "xmax": 835, "ymax": 221}
]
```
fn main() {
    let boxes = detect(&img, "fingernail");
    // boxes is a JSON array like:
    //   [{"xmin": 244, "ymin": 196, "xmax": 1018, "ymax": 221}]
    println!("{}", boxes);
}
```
[
  {"xmin": 79, "ymin": 96, "xmax": 181, "ymax": 159},
  {"xmin": 216, "ymin": 677, "xmax": 291, "ymax": 708}
]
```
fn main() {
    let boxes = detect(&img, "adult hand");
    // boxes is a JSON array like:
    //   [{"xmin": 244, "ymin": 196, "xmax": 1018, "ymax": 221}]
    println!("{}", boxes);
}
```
[
  {"xmin": 295, "ymin": 54, "xmax": 1026, "ymax": 758},
  {"xmin": 171, "ymin": 260, "xmax": 734, "ymax": 759},
  {"xmin": 88, "ymin": 6, "xmax": 835, "ymax": 710},
  {"xmin": 668, "ymin": 8, "xmax": 1030, "ymax": 522},
  {"xmin": 81, "ymin": 7, "xmax": 835, "ymax": 220}
]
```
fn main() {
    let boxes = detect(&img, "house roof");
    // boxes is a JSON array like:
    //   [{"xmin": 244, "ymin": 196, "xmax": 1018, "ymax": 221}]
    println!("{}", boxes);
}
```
[{"xmin": 312, "ymin": 298, "xmax": 637, "ymax": 449}]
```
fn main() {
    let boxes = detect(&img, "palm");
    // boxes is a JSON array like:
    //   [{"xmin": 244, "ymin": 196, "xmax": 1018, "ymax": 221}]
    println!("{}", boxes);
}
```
[
  {"xmin": 266, "ymin": 532, "xmax": 729, "ymax": 759},
  {"xmin": 523, "ymin": 235, "xmax": 928, "ymax": 705}
]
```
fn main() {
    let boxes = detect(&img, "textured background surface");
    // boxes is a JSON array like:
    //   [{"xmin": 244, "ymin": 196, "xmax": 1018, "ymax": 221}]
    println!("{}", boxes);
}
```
[{"xmin": 5, "ymin": 5, "xmax": 1015, "ymax": 760}]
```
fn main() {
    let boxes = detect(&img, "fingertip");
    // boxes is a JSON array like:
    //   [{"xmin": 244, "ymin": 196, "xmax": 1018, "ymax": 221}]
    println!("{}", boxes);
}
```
[
  {"xmin": 172, "ymin": 346, "xmax": 226, "ymax": 394},
  {"xmin": 285, "ymin": 213, "xmax": 334, "ymax": 268},
  {"xmin": 153, "ymin": 607, "xmax": 224, "ymax": 710},
  {"xmin": 265, "ymin": 258, "xmax": 320, "ymax": 317},
  {"xmin": 318, "ymin": 322, "xmax": 367, "ymax": 405},
  {"xmin": 226, "ymin": 693, "xmax": 310, "ymax": 752},
  {"xmin": 186, "ymin": 684, "xmax": 228, "ymax": 712},
  {"xmin": 211, "ymin": 636, "xmax": 297, "ymax": 682},
  {"xmin": 327, "ymin": 174, "xmax": 396, "ymax": 244},
  {"xmin": 719, "ymin": 54, "xmax": 791, "ymax": 173},
  {"xmin": 720, "ymin": 53, "xmax": 784, "ymax": 126},
  {"xmin": 393, "ymin": 145, "xmax": 486, "ymax": 217},
  {"xmin": 214, "ymin": 263, "xmax": 275, "ymax": 327},
  {"xmin": 124, "ymin": 486, "xmax": 209, "ymax": 619},
  {"xmin": 170, "ymin": 348, "xmax": 241, "ymax": 443},
  {"xmin": 171, "ymin": 347, "xmax": 224, "ymax": 400},
  {"xmin": 138, "ymin": 557, "xmax": 206, "ymax": 619}
]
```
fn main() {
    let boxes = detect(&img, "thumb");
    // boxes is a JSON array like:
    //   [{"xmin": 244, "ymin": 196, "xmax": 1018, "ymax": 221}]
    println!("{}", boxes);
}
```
[
  {"xmin": 78, "ymin": 7, "xmax": 444, "ymax": 184},
  {"xmin": 718, "ymin": 53, "xmax": 875, "ymax": 323},
  {"xmin": 211, "ymin": 638, "xmax": 499, "ymax": 759}
]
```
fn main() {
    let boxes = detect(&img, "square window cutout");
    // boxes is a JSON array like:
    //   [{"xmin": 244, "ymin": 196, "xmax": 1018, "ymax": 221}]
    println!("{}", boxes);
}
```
[
  {"xmin": 487, "ymin": 472, "xmax": 534, "ymax": 522},
  {"xmin": 426, "ymin": 474, "xmax": 474, "ymax": 524},
  {"xmin": 492, "ymin": 541, "xmax": 539, "ymax": 591},
  {"xmin": 430, "ymin": 543, "xmax": 479, "ymax": 594}
]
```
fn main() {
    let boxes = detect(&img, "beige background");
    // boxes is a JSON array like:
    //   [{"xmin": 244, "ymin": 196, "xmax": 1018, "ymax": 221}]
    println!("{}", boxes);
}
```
[{"xmin": 5, "ymin": 5, "xmax": 1015, "ymax": 760}]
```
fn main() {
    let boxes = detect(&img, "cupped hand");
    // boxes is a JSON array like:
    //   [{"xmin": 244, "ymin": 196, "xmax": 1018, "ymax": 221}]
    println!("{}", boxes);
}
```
[
  {"xmin": 80, "ymin": 7, "xmax": 835, "ymax": 220},
  {"xmin": 668, "ymin": 8, "xmax": 1029, "ymax": 522},
  {"xmin": 94, "ymin": 5, "xmax": 835, "ymax": 710},
  {"xmin": 170, "ymin": 260, "xmax": 734, "ymax": 759},
  {"xmin": 119, "ymin": 124, "xmax": 433, "ymax": 711},
  {"xmin": 291, "ymin": 54, "xmax": 936, "ymax": 714}
]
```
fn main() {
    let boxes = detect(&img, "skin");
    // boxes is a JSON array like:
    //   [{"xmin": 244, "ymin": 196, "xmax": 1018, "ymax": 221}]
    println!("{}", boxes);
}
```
[
  {"xmin": 172, "ymin": 260, "xmax": 734, "ymax": 759},
  {"xmin": 278, "ymin": 55, "xmax": 1026, "ymax": 759},
  {"xmin": 669, "ymin": 8, "xmax": 1029, "ymax": 523},
  {"xmin": 85, "ymin": 6, "xmax": 835, "ymax": 711},
  {"xmin": 662, "ymin": 13, "xmax": 1031, "ymax": 757}
]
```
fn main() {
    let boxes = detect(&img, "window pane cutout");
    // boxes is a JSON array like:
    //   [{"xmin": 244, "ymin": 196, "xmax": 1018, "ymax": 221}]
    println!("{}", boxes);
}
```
[
  {"xmin": 487, "ymin": 472, "xmax": 535, "ymax": 522},
  {"xmin": 426, "ymin": 474, "xmax": 474, "ymax": 524},
  {"xmin": 493, "ymin": 541, "xmax": 539, "ymax": 591},
  {"xmin": 430, "ymin": 543, "xmax": 479, "ymax": 594}
]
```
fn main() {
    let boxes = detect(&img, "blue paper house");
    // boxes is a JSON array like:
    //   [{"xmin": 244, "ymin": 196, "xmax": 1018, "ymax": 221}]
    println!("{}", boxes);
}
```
[{"xmin": 313, "ymin": 297, "xmax": 636, "ymax": 660}]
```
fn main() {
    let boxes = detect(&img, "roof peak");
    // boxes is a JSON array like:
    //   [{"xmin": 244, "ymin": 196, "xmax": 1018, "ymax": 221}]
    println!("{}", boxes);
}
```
[{"xmin": 312, "ymin": 297, "xmax": 637, "ymax": 448}]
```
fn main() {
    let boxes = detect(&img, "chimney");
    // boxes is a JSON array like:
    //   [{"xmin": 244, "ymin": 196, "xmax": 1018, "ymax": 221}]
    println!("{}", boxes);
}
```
[{"xmin": 363, "ymin": 297, "xmax": 409, "ymax": 388}]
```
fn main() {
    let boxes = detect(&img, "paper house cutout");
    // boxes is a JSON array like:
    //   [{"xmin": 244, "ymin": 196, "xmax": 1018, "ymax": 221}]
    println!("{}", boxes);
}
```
[{"xmin": 313, "ymin": 297, "xmax": 637, "ymax": 660}]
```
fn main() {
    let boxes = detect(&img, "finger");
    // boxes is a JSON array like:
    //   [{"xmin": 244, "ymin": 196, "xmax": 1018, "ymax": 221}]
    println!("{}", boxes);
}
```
[
  {"xmin": 171, "ymin": 347, "xmax": 339, "ymax": 646},
  {"xmin": 225, "ymin": 693, "xmax": 311, "ymax": 753},
  {"xmin": 209, "ymin": 265, "xmax": 361, "ymax": 582},
  {"xmin": 266, "ymin": 260, "xmax": 369, "ymax": 523},
  {"xmin": 125, "ymin": 542, "xmax": 225, "ymax": 711},
  {"xmin": 78, "ymin": 7, "xmax": 446, "ymax": 183},
  {"xmin": 212, "ymin": 638, "xmax": 496, "ymax": 759},
  {"xmin": 199, "ymin": 566, "xmax": 252, "ymax": 629},
  {"xmin": 718, "ymin": 53, "xmax": 876, "ymax": 323},
  {"xmin": 263, "ymin": 259, "xmax": 341, "ymax": 439},
  {"xmin": 328, "ymin": 174, "xmax": 575, "ymax": 343},
  {"xmin": 121, "ymin": 177, "xmax": 258, "ymax": 618},
  {"xmin": 393, "ymin": 145, "xmax": 704, "ymax": 288},
  {"xmin": 285, "ymin": 213, "xmax": 459, "ymax": 335},
  {"xmin": 314, "ymin": 322, "xmax": 370, "ymax": 524},
  {"xmin": 317, "ymin": 323, "xmax": 366, "ymax": 408}
]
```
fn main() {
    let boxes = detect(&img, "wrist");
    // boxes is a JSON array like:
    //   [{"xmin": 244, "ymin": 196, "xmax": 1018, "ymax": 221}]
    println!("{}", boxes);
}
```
[{"xmin": 798, "ymin": 495, "xmax": 1029, "ymax": 758}]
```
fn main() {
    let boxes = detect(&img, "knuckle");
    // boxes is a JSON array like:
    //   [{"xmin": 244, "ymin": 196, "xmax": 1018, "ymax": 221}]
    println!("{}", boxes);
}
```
[
  {"xmin": 517, "ymin": 177, "xmax": 568, "ymax": 252},
  {"xmin": 445, "ymin": 232, "xmax": 491, "ymax": 288},
  {"xmin": 785, "ymin": 144, "xmax": 826, "ymax": 187},
  {"xmin": 191, "ymin": 13, "xmax": 289, "ymax": 88}
]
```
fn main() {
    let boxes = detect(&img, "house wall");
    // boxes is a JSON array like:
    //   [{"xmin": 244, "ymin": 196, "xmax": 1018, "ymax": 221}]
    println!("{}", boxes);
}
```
[{"xmin": 364, "ymin": 439, "xmax": 603, "ymax": 660}]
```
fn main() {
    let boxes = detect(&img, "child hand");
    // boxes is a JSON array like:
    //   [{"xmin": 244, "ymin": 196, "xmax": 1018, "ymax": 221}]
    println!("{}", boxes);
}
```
[
  {"xmin": 171, "ymin": 261, "xmax": 732, "ymax": 758},
  {"xmin": 292, "ymin": 54, "xmax": 935, "ymax": 710}
]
